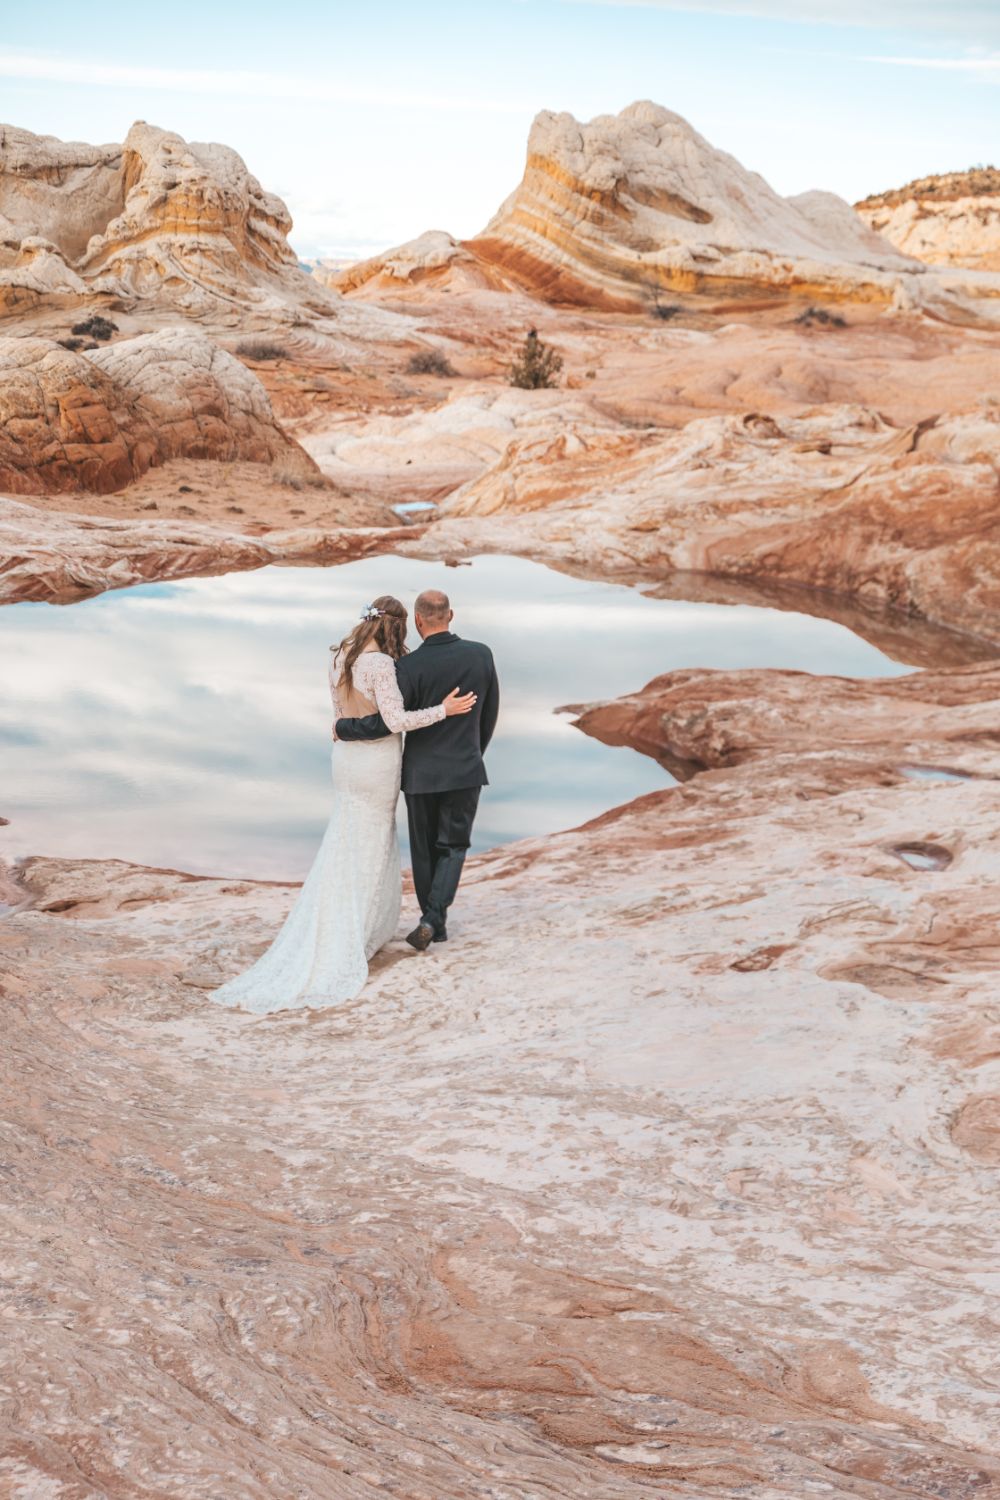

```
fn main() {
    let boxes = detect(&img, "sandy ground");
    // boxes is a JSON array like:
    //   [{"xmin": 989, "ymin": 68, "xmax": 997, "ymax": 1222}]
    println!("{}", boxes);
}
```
[{"xmin": 17, "ymin": 457, "xmax": 396, "ymax": 532}]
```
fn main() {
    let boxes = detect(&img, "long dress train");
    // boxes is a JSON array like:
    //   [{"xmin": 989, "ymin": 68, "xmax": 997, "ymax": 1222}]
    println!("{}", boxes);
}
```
[{"xmin": 210, "ymin": 650, "xmax": 444, "ymax": 1013}]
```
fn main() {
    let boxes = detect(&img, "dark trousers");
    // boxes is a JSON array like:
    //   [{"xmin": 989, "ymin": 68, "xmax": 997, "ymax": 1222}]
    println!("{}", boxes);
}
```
[{"xmin": 405, "ymin": 786, "xmax": 481, "ymax": 934}]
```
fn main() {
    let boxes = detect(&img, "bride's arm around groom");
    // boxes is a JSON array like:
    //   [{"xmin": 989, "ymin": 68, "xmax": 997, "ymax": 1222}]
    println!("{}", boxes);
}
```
[{"xmin": 336, "ymin": 589, "xmax": 499, "ymax": 948}]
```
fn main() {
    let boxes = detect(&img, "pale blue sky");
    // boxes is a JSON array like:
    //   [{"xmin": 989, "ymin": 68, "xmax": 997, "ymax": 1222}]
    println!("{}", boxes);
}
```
[{"xmin": 2, "ymin": 1, "xmax": 996, "ymax": 259}]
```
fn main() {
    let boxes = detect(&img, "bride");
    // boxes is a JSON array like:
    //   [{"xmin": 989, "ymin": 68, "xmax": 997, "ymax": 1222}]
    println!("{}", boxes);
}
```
[{"xmin": 211, "ymin": 595, "xmax": 475, "ymax": 1014}]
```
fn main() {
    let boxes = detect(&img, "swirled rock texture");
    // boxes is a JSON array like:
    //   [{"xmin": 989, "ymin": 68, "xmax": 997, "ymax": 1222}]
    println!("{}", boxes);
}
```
[
  {"xmin": 857, "ymin": 168, "xmax": 1000, "ymax": 272},
  {"xmin": 0, "ymin": 120, "xmax": 338, "ymax": 320},
  {"xmin": 331, "ymin": 230, "xmax": 510, "ymax": 299},
  {"xmin": 410, "ymin": 403, "xmax": 1000, "ymax": 642},
  {"xmin": 461, "ymin": 102, "xmax": 1000, "ymax": 322},
  {"xmin": 0, "ymin": 329, "xmax": 320, "ymax": 495},
  {"xmin": 2, "ymin": 658, "xmax": 999, "ymax": 1494}
]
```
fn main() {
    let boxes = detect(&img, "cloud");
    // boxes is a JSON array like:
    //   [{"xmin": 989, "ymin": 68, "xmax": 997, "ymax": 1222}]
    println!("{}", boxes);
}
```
[
  {"xmin": 0, "ymin": 50, "xmax": 531, "ymax": 113},
  {"xmin": 557, "ymin": 0, "xmax": 1000, "ymax": 40},
  {"xmin": 860, "ymin": 51, "xmax": 1000, "ymax": 75}
]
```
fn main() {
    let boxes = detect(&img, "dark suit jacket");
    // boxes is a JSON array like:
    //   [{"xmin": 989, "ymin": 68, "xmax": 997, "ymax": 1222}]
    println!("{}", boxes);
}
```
[{"xmin": 335, "ymin": 632, "xmax": 499, "ymax": 795}]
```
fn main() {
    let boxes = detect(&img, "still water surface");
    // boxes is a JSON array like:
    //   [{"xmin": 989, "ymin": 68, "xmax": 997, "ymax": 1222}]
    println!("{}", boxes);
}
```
[{"xmin": 0, "ymin": 553, "xmax": 953, "ymax": 879}]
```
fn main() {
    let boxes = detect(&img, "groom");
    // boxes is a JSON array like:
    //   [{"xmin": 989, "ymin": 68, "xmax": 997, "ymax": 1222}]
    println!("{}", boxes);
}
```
[{"xmin": 335, "ymin": 589, "xmax": 499, "ymax": 951}]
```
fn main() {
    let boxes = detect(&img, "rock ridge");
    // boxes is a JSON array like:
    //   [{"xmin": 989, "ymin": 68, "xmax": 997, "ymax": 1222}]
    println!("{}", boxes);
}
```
[{"xmin": 0, "ymin": 121, "xmax": 340, "ymax": 320}]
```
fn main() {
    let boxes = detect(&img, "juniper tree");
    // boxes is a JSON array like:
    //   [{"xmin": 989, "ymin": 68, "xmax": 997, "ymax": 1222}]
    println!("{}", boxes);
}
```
[{"xmin": 508, "ymin": 328, "xmax": 563, "ymax": 389}]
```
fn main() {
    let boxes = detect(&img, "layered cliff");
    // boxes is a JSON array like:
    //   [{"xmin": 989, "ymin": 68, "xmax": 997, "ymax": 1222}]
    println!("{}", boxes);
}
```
[
  {"xmin": 856, "ymin": 168, "xmax": 1000, "ymax": 272},
  {"xmin": 458, "ymin": 102, "xmax": 1000, "ymax": 319},
  {"xmin": 463, "ymin": 101, "xmax": 925, "ymax": 309}
]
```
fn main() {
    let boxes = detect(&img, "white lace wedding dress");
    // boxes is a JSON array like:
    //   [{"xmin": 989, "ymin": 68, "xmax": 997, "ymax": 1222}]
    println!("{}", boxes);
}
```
[{"xmin": 211, "ymin": 649, "xmax": 445, "ymax": 1013}]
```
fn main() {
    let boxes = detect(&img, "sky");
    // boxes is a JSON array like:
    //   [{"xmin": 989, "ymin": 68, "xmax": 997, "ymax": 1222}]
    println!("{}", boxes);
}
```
[{"xmin": 1, "ymin": 0, "xmax": 996, "ymax": 261}]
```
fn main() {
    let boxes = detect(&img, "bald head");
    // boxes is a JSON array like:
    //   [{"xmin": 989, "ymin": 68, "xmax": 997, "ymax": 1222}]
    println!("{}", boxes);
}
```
[{"xmin": 414, "ymin": 589, "xmax": 453, "ymax": 638}]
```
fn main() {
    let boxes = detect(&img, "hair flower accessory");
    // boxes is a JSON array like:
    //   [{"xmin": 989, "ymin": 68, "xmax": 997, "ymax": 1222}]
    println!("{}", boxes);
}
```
[{"xmin": 360, "ymin": 603, "xmax": 383, "ymax": 621}]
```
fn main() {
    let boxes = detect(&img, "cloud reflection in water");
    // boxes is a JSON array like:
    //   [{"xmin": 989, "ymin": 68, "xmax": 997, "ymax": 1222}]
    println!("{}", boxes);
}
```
[{"xmin": 1, "ymin": 554, "xmax": 915, "ymax": 879}]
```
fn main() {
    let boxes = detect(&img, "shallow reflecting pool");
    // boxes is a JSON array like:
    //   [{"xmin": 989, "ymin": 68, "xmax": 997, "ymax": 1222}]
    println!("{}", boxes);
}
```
[{"xmin": 0, "ymin": 552, "xmax": 963, "ymax": 880}]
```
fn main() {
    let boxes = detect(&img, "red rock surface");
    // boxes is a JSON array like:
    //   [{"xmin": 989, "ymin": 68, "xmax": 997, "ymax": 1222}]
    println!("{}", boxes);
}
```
[
  {"xmin": 0, "ymin": 329, "xmax": 319, "ymax": 496},
  {"xmin": 0, "ymin": 495, "xmax": 419, "ymax": 604},
  {"xmin": 569, "ymin": 660, "xmax": 1000, "ymax": 774},
  {"xmin": 2, "ymin": 660, "xmax": 999, "ymax": 1494},
  {"xmin": 409, "ymin": 401, "xmax": 1000, "ymax": 643}
]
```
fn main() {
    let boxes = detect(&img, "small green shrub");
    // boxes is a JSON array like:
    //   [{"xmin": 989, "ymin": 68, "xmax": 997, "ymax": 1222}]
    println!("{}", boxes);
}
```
[
  {"xmin": 406, "ymin": 348, "xmax": 457, "ymax": 376},
  {"xmin": 71, "ymin": 315, "xmax": 117, "ymax": 341},
  {"xmin": 508, "ymin": 328, "xmax": 563, "ymax": 390},
  {"xmin": 237, "ymin": 338, "xmax": 289, "ymax": 361},
  {"xmin": 794, "ymin": 306, "xmax": 847, "ymax": 329}
]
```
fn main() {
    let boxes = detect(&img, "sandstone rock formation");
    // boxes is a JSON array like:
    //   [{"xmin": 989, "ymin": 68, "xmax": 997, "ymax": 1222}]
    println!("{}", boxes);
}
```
[
  {"xmin": 857, "ymin": 167, "xmax": 1000, "ymax": 272},
  {"xmin": 570, "ymin": 659, "xmax": 1000, "ymax": 776},
  {"xmin": 0, "ymin": 235, "xmax": 90, "ymax": 316},
  {"xmin": 0, "ymin": 494, "xmax": 418, "ymax": 604},
  {"xmin": 331, "ymin": 230, "xmax": 512, "ymax": 299},
  {"xmin": 406, "ymin": 402, "xmax": 1000, "ymax": 643},
  {"xmin": 0, "ymin": 328, "xmax": 319, "ymax": 495},
  {"xmin": 432, "ymin": 102, "xmax": 999, "ymax": 323},
  {"xmin": 2, "ymin": 656, "xmax": 999, "ymax": 1493},
  {"xmin": 305, "ymin": 386, "xmax": 622, "ymax": 507},
  {"xmin": 0, "ymin": 121, "xmax": 339, "ymax": 321}
]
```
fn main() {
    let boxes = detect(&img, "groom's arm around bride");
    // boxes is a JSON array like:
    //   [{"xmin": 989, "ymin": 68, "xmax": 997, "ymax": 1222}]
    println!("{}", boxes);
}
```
[
  {"xmin": 335, "ymin": 591, "xmax": 499, "ymax": 772},
  {"xmin": 335, "ymin": 589, "xmax": 499, "ymax": 947}
]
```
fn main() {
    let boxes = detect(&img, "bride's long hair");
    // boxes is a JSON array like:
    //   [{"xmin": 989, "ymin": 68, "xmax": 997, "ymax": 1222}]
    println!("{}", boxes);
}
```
[{"xmin": 332, "ymin": 595, "xmax": 409, "ymax": 691}]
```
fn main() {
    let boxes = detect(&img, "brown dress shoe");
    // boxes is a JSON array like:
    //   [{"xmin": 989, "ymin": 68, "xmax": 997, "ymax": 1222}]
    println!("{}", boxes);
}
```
[{"xmin": 405, "ymin": 922, "xmax": 436, "ymax": 952}]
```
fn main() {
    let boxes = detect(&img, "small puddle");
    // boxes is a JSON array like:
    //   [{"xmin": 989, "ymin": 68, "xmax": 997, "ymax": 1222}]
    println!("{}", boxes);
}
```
[
  {"xmin": 891, "ymin": 842, "xmax": 954, "ymax": 871},
  {"xmin": 898, "ymin": 765, "xmax": 975, "ymax": 783},
  {"xmin": 391, "ymin": 501, "xmax": 437, "ymax": 524}
]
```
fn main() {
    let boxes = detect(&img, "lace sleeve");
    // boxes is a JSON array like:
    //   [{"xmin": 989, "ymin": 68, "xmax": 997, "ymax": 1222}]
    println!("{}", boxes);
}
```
[
  {"xmin": 329, "ymin": 653, "xmax": 342, "ymax": 719},
  {"xmin": 365, "ymin": 654, "xmax": 446, "ymax": 734}
]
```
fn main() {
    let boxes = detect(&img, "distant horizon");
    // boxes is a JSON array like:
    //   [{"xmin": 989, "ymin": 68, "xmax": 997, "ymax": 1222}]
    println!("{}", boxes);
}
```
[{"xmin": 3, "ymin": 0, "xmax": 996, "ymax": 260}]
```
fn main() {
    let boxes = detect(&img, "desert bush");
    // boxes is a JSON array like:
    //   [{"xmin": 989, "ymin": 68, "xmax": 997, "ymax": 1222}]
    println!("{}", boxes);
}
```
[
  {"xmin": 71, "ymin": 315, "xmax": 117, "ymax": 341},
  {"xmin": 236, "ymin": 338, "xmax": 289, "ymax": 361},
  {"xmin": 508, "ymin": 328, "xmax": 563, "ymax": 390},
  {"xmin": 652, "ymin": 303, "xmax": 681, "ymax": 321},
  {"xmin": 794, "ymin": 306, "xmax": 847, "ymax": 329},
  {"xmin": 273, "ymin": 460, "xmax": 331, "ymax": 491},
  {"xmin": 406, "ymin": 348, "xmax": 457, "ymax": 376}
]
